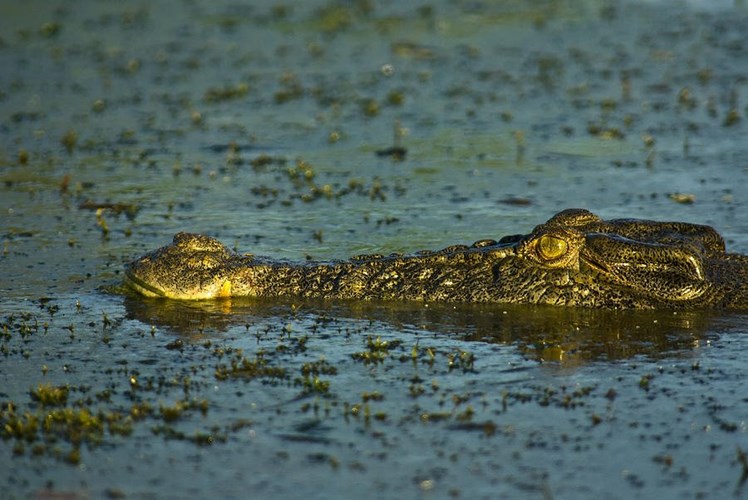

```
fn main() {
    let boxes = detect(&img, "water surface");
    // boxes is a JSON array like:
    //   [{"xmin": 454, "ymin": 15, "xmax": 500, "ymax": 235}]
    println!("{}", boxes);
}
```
[{"xmin": 1, "ymin": 0, "xmax": 747, "ymax": 498}]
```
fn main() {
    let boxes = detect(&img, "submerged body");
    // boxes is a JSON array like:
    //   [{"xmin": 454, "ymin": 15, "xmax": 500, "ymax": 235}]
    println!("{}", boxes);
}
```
[{"xmin": 125, "ymin": 209, "xmax": 748, "ymax": 309}]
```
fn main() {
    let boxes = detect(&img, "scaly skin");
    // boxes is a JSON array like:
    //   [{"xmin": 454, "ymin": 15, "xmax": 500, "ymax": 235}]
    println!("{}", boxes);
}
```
[{"xmin": 124, "ymin": 209, "xmax": 748, "ymax": 309}]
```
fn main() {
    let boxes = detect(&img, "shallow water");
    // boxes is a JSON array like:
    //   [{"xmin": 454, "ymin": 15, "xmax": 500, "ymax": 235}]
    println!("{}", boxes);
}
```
[{"xmin": 1, "ymin": 0, "xmax": 748, "ymax": 498}]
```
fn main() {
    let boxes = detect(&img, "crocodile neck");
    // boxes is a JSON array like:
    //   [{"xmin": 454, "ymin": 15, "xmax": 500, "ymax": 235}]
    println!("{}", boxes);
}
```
[{"xmin": 229, "ymin": 244, "xmax": 514, "ymax": 302}]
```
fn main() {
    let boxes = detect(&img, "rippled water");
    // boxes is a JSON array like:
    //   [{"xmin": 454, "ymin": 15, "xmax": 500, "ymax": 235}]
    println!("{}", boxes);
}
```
[{"xmin": 1, "ymin": 0, "xmax": 747, "ymax": 498}]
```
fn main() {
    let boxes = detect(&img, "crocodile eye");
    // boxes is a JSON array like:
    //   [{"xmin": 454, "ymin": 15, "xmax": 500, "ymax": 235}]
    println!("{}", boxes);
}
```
[{"xmin": 537, "ymin": 235, "xmax": 568, "ymax": 260}]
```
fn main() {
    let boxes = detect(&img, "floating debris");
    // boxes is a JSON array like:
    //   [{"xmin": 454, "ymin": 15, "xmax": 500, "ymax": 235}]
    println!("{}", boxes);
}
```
[
  {"xmin": 498, "ymin": 197, "xmax": 532, "ymax": 206},
  {"xmin": 668, "ymin": 193, "xmax": 696, "ymax": 204}
]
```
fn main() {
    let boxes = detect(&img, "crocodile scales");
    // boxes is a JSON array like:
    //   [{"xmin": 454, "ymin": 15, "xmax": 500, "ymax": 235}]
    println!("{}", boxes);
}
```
[{"xmin": 125, "ymin": 209, "xmax": 748, "ymax": 309}]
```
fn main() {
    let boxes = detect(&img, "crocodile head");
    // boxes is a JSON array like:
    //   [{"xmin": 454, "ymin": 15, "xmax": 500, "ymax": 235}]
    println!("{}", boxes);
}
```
[
  {"xmin": 125, "ymin": 232, "xmax": 246, "ymax": 299},
  {"xmin": 493, "ymin": 208, "xmax": 724, "ymax": 307}
]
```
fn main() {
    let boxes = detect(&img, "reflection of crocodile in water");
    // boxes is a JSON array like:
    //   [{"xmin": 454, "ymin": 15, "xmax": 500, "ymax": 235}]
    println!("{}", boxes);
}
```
[
  {"xmin": 122, "ymin": 296, "xmax": 717, "ymax": 364},
  {"xmin": 125, "ymin": 208, "xmax": 748, "ymax": 309}
]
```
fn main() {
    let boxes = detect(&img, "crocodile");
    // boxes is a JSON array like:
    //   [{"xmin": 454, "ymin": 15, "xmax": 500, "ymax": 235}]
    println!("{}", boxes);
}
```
[{"xmin": 124, "ymin": 208, "xmax": 748, "ymax": 309}]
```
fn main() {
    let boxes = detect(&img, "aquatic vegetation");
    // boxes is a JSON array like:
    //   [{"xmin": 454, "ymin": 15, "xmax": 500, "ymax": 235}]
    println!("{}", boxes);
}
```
[
  {"xmin": 1, "ymin": 403, "xmax": 108, "ymax": 464},
  {"xmin": 300, "ymin": 359, "xmax": 338, "ymax": 376},
  {"xmin": 351, "ymin": 335, "xmax": 402, "ymax": 364},
  {"xmin": 29, "ymin": 384, "xmax": 69, "ymax": 407},
  {"xmin": 159, "ymin": 399, "xmax": 209, "ymax": 422},
  {"xmin": 60, "ymin": 130, "xmax": 78, "ymax": 153},
  {"xmin": 295, "ymin": 360, "xmax": 337, "ymax": 395},
  {"xmin": 203, "ymin": 82, "xmax": 250, "ymax": 103},
  {"xmin": 214, "ymin": 352, "xmax": 287, "ymax": 381},
  {"xmin": 296, "ymin": 375, "xmax": 331, "ymax": 395},
  {"xmin": 274, "ymin": 73, "xmax": 305, "ymax": 104},
  {"xmin": 446, "ymin": 349, "xmax": 475, "ymax": 373}
]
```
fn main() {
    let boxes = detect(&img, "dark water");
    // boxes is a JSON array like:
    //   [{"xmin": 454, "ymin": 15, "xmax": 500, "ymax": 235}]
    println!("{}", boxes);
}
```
[{"xmin": 1, "ymin": 0, "xmax": 747, "ymax": 498}]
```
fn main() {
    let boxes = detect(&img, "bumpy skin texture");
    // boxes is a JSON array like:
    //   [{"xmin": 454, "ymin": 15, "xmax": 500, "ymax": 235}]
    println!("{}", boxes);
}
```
[{"xmin": 124, "ymin": 209, "xmax": 748, "ymax": 309}]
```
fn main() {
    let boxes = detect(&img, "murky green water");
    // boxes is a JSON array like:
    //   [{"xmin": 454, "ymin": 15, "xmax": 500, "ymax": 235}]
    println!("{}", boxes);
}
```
[{"xmin": 1, "ymin": 0, "xmax": 747, "ymax": 498}]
